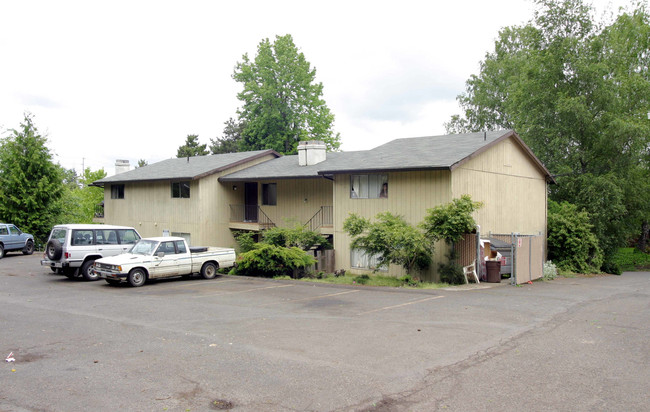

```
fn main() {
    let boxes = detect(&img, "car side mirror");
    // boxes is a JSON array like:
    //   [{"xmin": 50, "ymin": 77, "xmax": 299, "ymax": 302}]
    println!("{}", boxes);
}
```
[{"xmin": 156, "ymin": 252, "xmax": 165, "ymax": 258}]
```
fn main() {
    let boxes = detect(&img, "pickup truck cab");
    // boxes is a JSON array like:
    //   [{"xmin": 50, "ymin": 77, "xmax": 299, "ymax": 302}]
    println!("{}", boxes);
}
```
[
  {"xmin": 0, "ymin": 223, "xmax": 34, "ymax": 259},
  {"xmin": 93, "ymin": 237, "xmax": 236, "ymax": 287},
  {"xmin": 41, "ymin": 224, "xmax": 141, "ymax": 280}
]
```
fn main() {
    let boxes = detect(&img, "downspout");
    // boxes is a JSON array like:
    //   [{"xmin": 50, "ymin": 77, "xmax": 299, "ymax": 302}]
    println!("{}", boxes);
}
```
[{"xmin": 475, "ymin": 225, "xmax": 481, "ymax": 280}]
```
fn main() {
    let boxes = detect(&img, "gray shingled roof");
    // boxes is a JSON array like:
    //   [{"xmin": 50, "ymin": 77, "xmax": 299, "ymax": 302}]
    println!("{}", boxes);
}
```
[
  {"xmin": 316, "ymin": 130, "xmax": 513, "ymax": 174},
  {"xmin": 93, "ymin": 150, "xmax": 278, "ymax": 185},
  {"xmin": 221, "ymin": 130, "xmax": 552, "ymax": 181},
  {"xmin": 219, "ymin": 151, "xmax": 350, "ymax": 181}
]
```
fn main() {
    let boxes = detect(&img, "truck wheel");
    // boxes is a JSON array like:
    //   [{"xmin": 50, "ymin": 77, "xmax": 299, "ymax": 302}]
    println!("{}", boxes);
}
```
[
  {"xmin": 81, "ymin": 260, "xmax": 98, "ymax": 281},
  {"xmin": 127, "ymin": 269, "xmax": 147, "ymax": 287},
  {"xmin": 201, "ymin": 262, "xmax": 218, "ymax": 279},
  {"xmin": 0, "ymin": 244, "xmax": 4, "ymax": 259},
  {"xmin": 22, "ymin": 240, "xmax": 34, "ymax": 255},
  {"xmin": 46, "ymin": 239, "xmax": 63, "ymax": 260}
]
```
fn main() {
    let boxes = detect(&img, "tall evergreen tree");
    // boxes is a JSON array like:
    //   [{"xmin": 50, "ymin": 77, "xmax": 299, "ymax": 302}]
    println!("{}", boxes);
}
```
[
  {"xmin": 233, "ymin": 34, "xmax": 341, "ymax": 154},
  {"xmin": 0, "ymin": 113, "xmax": 64, "ymax": 242},
  {"xmin": 176, "ymin": 134, "xmax": 208, "ymax": 158},
  {"xmin": 210, "ymin": 117, "xmax": 244, "ymax": 154}
]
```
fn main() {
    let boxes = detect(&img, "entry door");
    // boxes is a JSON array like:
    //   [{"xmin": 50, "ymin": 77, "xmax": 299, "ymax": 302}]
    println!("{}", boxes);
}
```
[{"xmin": 244, "ymin": 182, "xmax": 258, "ymax": 222}]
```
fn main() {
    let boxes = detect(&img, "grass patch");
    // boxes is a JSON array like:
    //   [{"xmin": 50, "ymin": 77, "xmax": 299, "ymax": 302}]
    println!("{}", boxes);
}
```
[
  {"xmin": 610, "ymin": 248, "xmax": 650, "ymax": 271},
  {"xmin": 273, "ymin": 273, "xmax": 449, "ymax": 289}
]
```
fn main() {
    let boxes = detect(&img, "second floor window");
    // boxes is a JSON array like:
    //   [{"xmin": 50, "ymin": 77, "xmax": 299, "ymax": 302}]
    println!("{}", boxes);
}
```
[
  {"xmin": 262, "ymin": 183, "xmax": 277, "ymax": 205},
  {"xmin": 171, "ymin": 181, "xmax": 190, "ymax": 198},
  {"xmin": 111, "ymin": 184, "xmax": 125, "ymax": 199},
  {"xmin": 350, "ymin": 174, "xmax": 388, "ymax": 199}
]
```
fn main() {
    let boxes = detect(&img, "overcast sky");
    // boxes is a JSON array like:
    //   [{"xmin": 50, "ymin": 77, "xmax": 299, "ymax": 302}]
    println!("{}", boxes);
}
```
[{"xmin": 0, "ymin": 0, "xmax": 631, "ymax": 176}]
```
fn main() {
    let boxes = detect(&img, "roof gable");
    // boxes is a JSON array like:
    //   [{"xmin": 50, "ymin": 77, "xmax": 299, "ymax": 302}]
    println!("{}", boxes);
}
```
[
  {"xmin": 218, "ymin": 130, "xmax": 554, "ymax": 182},
  {"xmin": 93, "ymin": 150, "xmax": 280, "ymax": 185}
]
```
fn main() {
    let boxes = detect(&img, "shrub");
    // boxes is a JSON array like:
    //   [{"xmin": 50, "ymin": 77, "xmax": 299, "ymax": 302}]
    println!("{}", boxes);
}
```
[
  {"xmin": 343, "ymin": 212, "xmax": 432, "ymax": 275},
  {"xmin": 543, "ymin": 261, "xmax": 558, "ymax": 280},
  {"xmin": 600, "ymin": 261, "xmax": 622, "ymax": 275},
  {"xmin": 610, "ymin": 247, "xmax": 650, "ymax": 271},
  {"xmin": 421, "ymin": 195, "xmax": 483, "ymax": 244},
  {"xmin": 234, "ymin": 231, "xmax": 257, "ymax": 253},
  {"xmin": 234, "ymin": 243, "xmax": 315, "ymax": 278},
  {"xmin": 547, "ymin": 200, "xmax": 603, "ymax": 273},
  {"xmin": 353, "ymin": 274, "xmax": 370, "ymax": 285},
  {"xmin": 439, "ymin": 261, "xmax": 465, "ymax": 285},
  {"xmin": 263, "ymin": 225, "xmax": 331, "ymax": 250}
]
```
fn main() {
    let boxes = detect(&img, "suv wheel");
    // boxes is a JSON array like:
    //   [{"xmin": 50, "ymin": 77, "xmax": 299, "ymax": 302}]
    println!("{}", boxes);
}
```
[
  {"xmin": 46, "ymin": 239, "xmax": 63, "ymax": 260},
  {"xmin": 81, "ymin": 260, "xmax": 99, "ymax": 281},
  {"xmin": 0, "ymin": 244, "xmax": 4, "ymax": 259},
  {"xmin": 23, "ymin": 240, "xmax": 34, "ymax": 255}
]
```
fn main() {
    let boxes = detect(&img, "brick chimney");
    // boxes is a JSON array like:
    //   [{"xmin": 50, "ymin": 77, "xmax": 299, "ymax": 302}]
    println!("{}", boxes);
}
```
[{"xmin": 298, "ymin": 141, "xmax": 326, "ymax": 166}]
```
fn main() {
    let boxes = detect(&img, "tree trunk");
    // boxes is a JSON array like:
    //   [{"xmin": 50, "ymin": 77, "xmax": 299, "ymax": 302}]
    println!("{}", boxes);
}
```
[{"xmin": 637, "ymin": 220, "xmax": 649, "ymax": 253}]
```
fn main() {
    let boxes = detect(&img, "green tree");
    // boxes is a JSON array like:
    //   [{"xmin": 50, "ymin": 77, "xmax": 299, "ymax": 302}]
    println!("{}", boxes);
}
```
[
  {"xmin": 446, "ymin": 0, "xmax": 650, "ymax": 261},
  {"xmin": 343, "ymin": 212, "xmax": 432, "ymax": 276},
  {"xmin": 136, "ymin": 159, "xmax": 148, "ymax": 168},
  {"xmin": 0, "ymin": 113, "xmax": 64, "ymax": 242},
  {"xmin": 58, "ymin": 167, "xmax": 107, "ymax": 224},
  {"xmin": 210, "ymin": 117, "xmax": 244, "ymax": 154},
  {"xmin": 176, "ymin": 134, "xmax": 208, "ymax": 158},
  {"xmin": 233, "ymin": 34, "xmax": 341, "ymax": 154}
]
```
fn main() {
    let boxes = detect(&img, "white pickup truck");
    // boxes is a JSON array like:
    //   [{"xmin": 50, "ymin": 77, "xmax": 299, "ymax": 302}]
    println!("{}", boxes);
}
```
[{"xmin": 93, "ymin": 237, "xmax": 236, "ymax": 287}]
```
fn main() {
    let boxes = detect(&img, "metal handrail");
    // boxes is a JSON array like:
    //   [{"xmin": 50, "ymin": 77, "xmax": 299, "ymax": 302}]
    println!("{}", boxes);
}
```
[
  {"xmin": 229, "ymin": 205, "xmax": 276, "ymax": 228},
  {"xmin": 304, "ymin": 206, "xmax": 333, "ymax": 231},
  {"xmin": 94, "ymin": 204, "xmax": 104, "ymax": 218}
]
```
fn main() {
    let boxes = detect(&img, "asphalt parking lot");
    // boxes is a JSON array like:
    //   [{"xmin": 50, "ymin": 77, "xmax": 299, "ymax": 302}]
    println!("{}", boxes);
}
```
[{"xmin": 1, "ymin": 254, "xmax": 649, "ymax": 411}]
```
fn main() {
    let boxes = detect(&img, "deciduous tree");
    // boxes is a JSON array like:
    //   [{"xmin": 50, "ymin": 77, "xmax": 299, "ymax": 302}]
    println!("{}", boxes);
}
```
[
  {"xmin": 446, "ymin": 0, "xmax": 650, "ymax": 260},
  {"xmin": 233, "ymin": 34, "xmax": 340, "ymax": 154}
]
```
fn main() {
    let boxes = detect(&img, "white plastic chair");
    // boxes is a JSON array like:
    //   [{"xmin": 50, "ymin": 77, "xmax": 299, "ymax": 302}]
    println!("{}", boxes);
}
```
[{"xmin": 463, "ymin": 260, "xmax": 480, "ymax": 284}]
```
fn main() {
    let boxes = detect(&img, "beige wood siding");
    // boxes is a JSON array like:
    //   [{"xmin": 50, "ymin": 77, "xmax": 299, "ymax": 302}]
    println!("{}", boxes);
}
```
[
  {"xmin": 333, "ymin": 170, "xmax": 452, "ymax": 282},
  {"xmin": 257, "ymin": 178, "xmax": 333, "ymax": 227},
  {"xmin": 103, "ymin": 154, "xmax": 277, "ymax": 248},
  {"xmin": 451, "ymin": 136, "xmax": 547, "ymax": 236}
]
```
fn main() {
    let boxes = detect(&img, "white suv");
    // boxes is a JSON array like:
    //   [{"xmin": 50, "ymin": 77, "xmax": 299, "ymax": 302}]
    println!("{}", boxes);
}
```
[{"xmin": 41, "ymin": 224, "xmax": 141, "ymax": 281}]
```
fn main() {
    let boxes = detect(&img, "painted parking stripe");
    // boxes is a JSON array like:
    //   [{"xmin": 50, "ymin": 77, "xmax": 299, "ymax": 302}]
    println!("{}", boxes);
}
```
[
  {"xmin": 357, "ymin": 295, "xmax": 445, "ymax": 316},
  {"xmin": 193, "ymin": 283, "xmax": 295, "ymax": 298},
  {"xmin": 258, "ymin": 289, "xmax": 361, "ymax": 307}
]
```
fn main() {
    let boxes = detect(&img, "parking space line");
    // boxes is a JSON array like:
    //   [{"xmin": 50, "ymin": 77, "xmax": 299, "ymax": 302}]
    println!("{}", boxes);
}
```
[
  {"xmin": 258, "ymin": 289, "xmax": 361, "ymax": 306},
  {"xmin": 140, "ymin": 278, "xmax": 240, "ymax": 291},
  {"xmin": 357, "ymin": 295, "xmax": 445, "ymax": 316},
  {"xmin": 193, "ymin": 283, "xmax": 295, "ymax": 298}
]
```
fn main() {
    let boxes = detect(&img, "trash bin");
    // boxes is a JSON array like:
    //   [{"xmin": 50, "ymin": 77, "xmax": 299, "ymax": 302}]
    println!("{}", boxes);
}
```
[{"xmin": 486, "ymin": 260, "xmax": 501, "ymax": 283}]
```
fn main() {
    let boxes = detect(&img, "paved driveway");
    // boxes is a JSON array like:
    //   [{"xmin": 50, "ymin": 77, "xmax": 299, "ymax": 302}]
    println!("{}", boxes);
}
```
[{"xmin": 1, "ymin": 255, "xmax": 648, "ymax": 411}]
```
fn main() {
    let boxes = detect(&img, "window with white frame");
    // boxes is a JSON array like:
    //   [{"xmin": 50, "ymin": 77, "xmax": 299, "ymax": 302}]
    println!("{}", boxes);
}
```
[
  {"xmin": 350, "ymin": 248, "xmax": 387, "ymax": 271},
  {"xmin": 350, "ymin": 174, "xmax": 388, "ymax": 199}
]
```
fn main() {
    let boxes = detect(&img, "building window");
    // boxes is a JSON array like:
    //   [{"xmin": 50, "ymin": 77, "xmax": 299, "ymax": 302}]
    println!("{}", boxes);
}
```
[
  {"xmin": 350, "ymin": 248, "xmax": 387, "ymax": 271},
  {"xmin": 171, "ymin": 232, "xmax": 191, "ymax": 246},
  {"xmin": 111, "ymin": 184, "xmax": 125, "ymax": 199},
  {"xmin": 350, "ymin": 175, "xmax": 388, "ymax": 199},
  {"xmin": 262, "ymin": 183, "xmax": 277, "ymax": 205},
  {"xmin": 171, "ymin": 181, "xmax": 190, "ymax": 198}
]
